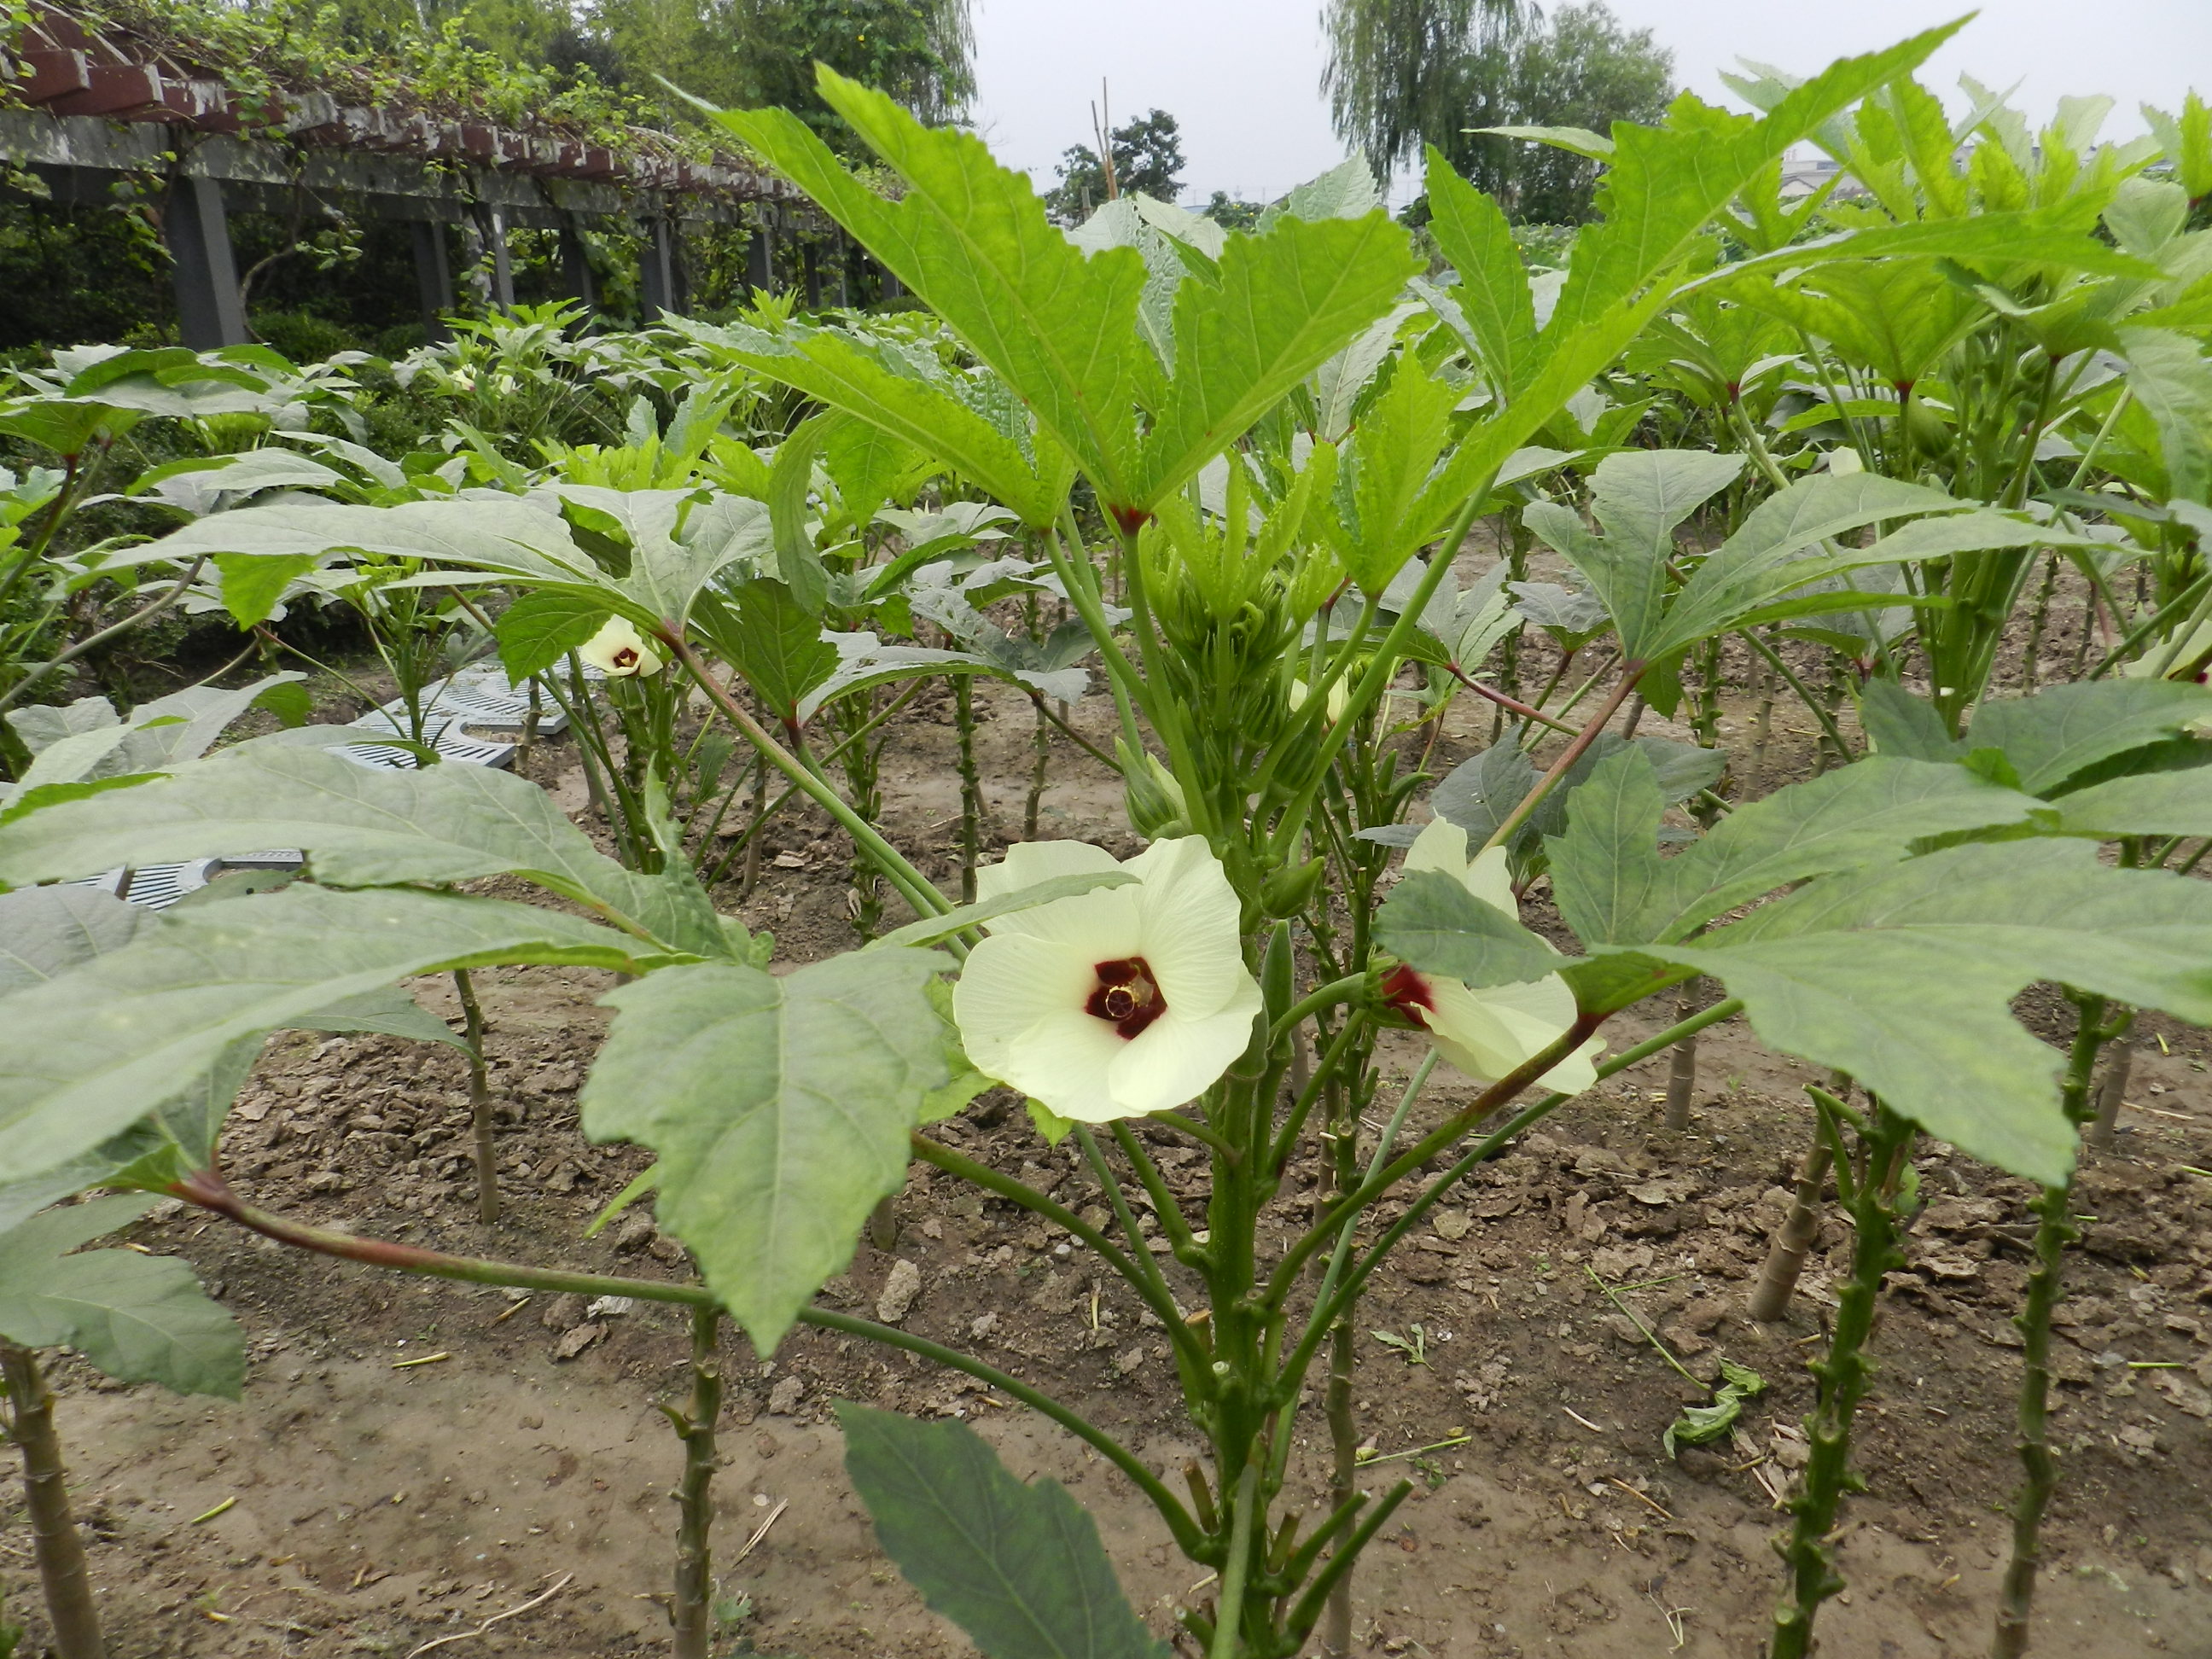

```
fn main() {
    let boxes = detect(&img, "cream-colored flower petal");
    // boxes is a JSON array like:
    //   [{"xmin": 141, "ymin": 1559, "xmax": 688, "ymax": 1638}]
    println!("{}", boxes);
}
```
[
  {"xmin": 1103, "ymin": 1005, "xmax": 1259, "ymax": 1118},
  {"xmin": 1420, "ymin": 977, "xmax": 1534, "ymax": 1080},
  {"xmin": 1405, "ymin": 817, "xmax": 1470, "ymax": 879},
  {"xmin": 1402, "ymin": 819, "xmax": 1516, "ymax": 914},
  {"xmin": 1463, "ymin": 845, "xmax": 1517, "ymax": 915},
  {"xmin": 578, "ymin": 616, "xmax": 661, "ymax": 678},
  {"xmin": 975, "ymin": 839, "xmax": 1125, "ymax": 906},
  {"xmin": 1126, "ymin": 837, "xmax": 1256, "ymax": 1019},
  {"xmin": 1417, "ymin": 971, "xmax": 1599, "ymax": 1094},
  {"xmin": 983, "ymin": 882, "xmax": 1144, "ymax": 956},
  {"xmin": 1002, "ymin": 1004, "xmax": 1132, "ymax": 1122},
  {"xmin": 951, "ymin": 933, "xmax": 1100, "ymax": 1059}
]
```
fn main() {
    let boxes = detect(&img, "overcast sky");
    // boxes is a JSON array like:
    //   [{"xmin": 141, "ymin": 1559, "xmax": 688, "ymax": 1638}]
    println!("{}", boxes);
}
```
[{"xmin": 968, "ymin": 0, "xmax": 2212, "ymax": 207}]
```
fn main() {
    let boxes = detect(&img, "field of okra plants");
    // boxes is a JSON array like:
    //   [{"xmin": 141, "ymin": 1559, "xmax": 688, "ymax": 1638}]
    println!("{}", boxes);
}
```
[{"xmin": 3, "ymin": 21, "xmax": 2212, "ymax": 1659}]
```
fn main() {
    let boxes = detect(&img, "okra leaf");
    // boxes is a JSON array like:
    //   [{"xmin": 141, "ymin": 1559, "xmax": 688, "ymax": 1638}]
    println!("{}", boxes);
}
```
[
  {"xmin": 1648, "ymin": 757, "xmax": 2037, "ymax": 940},
  {"xmin": 0, "ymin": 1194, "xmax": 243, "ymax": 1399},
  {"xmin": 1375, "ymin": 870, "xmax": 1567, "ymax": 987},
  {"xmin": 0, "ymin": 747, "xmax": 727, "ymax": 958},
  {"xmin": 839, "ymin": 1403, "xmax": 1171, "ymax": 1659},
  {"xmin": 0, "ymin": 885, "xmax": 657, "ymax": 1181},
  {"xmin": 580, "ymin": 951, "xmax": 954, "ymax": 1352},
  {"xmin": 1965, "ymin": 680, "xmax": 2212, "ymax": 795},
  {"xmin": 1648, "ymin": 840, "xmax": 2212, "ymax": 1183},
  {"xmin": 1545, "ymin": 748, "xmax": 1670, "ymax": 946}
]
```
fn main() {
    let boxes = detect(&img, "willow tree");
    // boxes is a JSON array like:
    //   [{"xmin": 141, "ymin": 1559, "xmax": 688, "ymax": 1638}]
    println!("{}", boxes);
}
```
[{"xmin": 1319, "ymin": 0, "xmax": 1527, "ymax": 178}]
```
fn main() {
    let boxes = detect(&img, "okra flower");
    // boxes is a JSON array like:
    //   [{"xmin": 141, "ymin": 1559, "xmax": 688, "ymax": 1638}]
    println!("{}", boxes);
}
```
[
  {"xmin": 952, "ymin": 837, "xmax": 1263, "ymax": 1122},
  {"xmin": 578, "ymin": 615, "xmax": 664, "ymax": 678},
  {"xmin": 1288, "ymin": 675, "xmax": 1350, "ymax": 724},
  {"xmin": 1382, "ymin": 818, "xmax": 1602, "ymax": 1094}
]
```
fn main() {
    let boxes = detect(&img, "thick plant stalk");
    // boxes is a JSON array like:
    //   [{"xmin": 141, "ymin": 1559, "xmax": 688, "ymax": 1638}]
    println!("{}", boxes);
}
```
[
  {"xmin": 1993, "ymin": 994, "xmax": 2118, "ymax": 1659},
  {"xmin": 0, "ymin": 1343, "xmax": 106, "ymax": 1659},
  {"xmin": 955, "ymin": 676, "xmax": 985, "ymax": 901},
  {"xmin": 2022, "ymin": 550, "xmax": 2061, "ymax": 690},
  {"xmin": 667, "ymin": 1305, "xmax": 724, "ymax": 1659},
  {"xmin": 2088, "ymin": 1027, "xmax": 2133, "ymax": 1150},
  {"xmin": 1769, "ymin": 1100, "xmax": 1913, "ymax": 1659},
  {"xmin": 740, "ymin": 763, "xmax": 767, "ymax": 897},
  {"xmin": 1026, "ymin": 695, "xmax": 1051, "ymax": 841},
  {"xmin": 453, "ymin": 969, "xmax": 498, "ymax": 1225},
  {"xmin": 1748, "ymin": 649, "xmax": 1776, "ymax": 791},
  {"xmin": 1319, "ymin": 1316, "xmax": 1358, "ymax": 1658},
  {"xmin": 866, "ymin": 1194, "xmax": 899, "ymax": 1252},
  {"xmin": 1748, "ymin": 1134, "xmax": 1835, "ymax": 1324},
  {"xmin": 1662, "ymin": 977, "xmax": 1703, "ymax": 1132}
]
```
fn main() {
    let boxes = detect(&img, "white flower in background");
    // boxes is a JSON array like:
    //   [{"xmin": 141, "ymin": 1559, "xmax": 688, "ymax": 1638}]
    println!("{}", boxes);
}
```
[
  {"xmin": 952, "ymin": 838, "xmax": 1264, "ymax": 1123},
  {"xmin": 2122, "ymin": 618, "xmax": 2212, "ymax": 684},
  {"xmin": 1382, "ymin": 818, "xmax": 1603, "ymax": 1094},
  {"xmin": 1289, "ymin": 675, "xmax": 1351, "ymax": 724},
  {"xmin": 579, "ymin": 615, "xmax": 664, "ymax": 678}
]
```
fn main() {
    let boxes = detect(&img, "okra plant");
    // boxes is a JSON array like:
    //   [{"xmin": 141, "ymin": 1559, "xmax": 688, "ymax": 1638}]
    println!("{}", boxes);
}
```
[{"xmin": 3, "ymin": 21, "xmax": 2212, "ymax": 1659}]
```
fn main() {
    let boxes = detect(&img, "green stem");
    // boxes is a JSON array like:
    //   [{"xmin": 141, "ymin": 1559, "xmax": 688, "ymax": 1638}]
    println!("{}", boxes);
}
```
[
  {"xmin": 1768, "ymin": 1098, "xmax": 1914, "ymax": 1659},
  {"xmin": 1282, "ymin": 1482, "xmax": 1413, "ymax": 1651},
  {"xmin": 452, "ymin": 968, "xmax": 499, "ymax": 1225},
  {"xmin": 1479, "ymin": 668, "xmax": 1646, "ymax": 854},
  {"xmin": 1992, "ymin": 992, "xmax": 2114, "ymax": 1659},
  {"xmin": 1208, "ymin": 1463, "xmax": 1260, "ymax": 1659},
  {"xmin": 0, "ymin": 1342, "xmax": 106, "ymax": 1659},
  {"xmin": 954, "ymin": 675, "xmax": 984, "ymax": 901},
  {"xmin": 668, "ymin": 1303, "xmax": 722, "ymax": 1659},
  {"xmin": 1045, "ymin": 509, "xmax": 1148, "ymax": 754},
  {"xmin": 1266, "ymin": 975, "xmax": 1370, "ymax": 1049},
  {"xmin": 0, "ymin": 556, "xmax": 208, "ymax": 719},
  {"xmin": 167, "ymin": 1168, "xmax": 1206, "ymax": 1559},
  {"xmin": 910, "ymin": 1132, "xmax": 1201, "ymax": 1370},
  {"xmin": 1279, "ymin": 998, "xmax": 1741, "ymax": 1384},
  {"xmin": 666, "ymin": 635, "xmax": 946, "ymax": 918},
  {"xmin": 1739, "ymin": 628, "xmax": 1850, "ymax": 756}
]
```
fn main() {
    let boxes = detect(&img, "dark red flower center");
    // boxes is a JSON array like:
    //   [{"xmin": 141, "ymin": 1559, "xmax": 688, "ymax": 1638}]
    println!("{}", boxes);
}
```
[
  {"xmin": 1087, "ymin": 957, "xmax": 1167, "ymax": 1039},
  {"xmin": 1380, "ymin": 963, "xmax": 1435, "ymax": 1027},
  {"xmin": 610, "ymin": 645, "xmax": 641, "ymax": 670}
]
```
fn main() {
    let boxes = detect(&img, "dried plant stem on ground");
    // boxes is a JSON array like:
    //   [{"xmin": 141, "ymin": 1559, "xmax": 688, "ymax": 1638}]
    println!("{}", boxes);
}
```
[
  {"xmin": 2090, "ymin": 1023, "xmax": 2135, "ymax": 1150},
  {"xmin": 1663, "ymin": 977, "xmax": 1704, "ymax": 1134},
  {"xmin": 1749, "ymin": 1132, "xmax": 1837, "ymax": 1324}
]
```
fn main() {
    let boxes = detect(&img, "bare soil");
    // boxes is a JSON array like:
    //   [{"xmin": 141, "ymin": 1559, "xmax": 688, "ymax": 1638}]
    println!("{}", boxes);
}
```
[{"xmin": 6, "ymin": 580, "xmax": 2211, "ymax": 1659}]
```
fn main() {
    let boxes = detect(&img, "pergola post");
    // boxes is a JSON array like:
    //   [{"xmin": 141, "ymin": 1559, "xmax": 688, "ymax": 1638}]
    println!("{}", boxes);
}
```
[
  {"xmin": 801, "ymin": 237, "xmax": 821, "ymax": 309},
  {"xmin": 558, "ymin": 214, "xmax": 597, "ymax": 311},
  {"xmin": 745, "ymin": 207, "xmax": 774, "ymax": 297},
  {"xmin": 468, "ymin": 203, "xmax": 515, "ymax": 311},
  {"xmin": 165, "ymin": 173, "xmax": 246, "ymax": 348},
  {"xmin": 409, "ymin": 216, "xmax": 452, "ymax": 341},
  {"xmin": 640, "ymin": 217, "xmax": 679, "ymax": 320}
]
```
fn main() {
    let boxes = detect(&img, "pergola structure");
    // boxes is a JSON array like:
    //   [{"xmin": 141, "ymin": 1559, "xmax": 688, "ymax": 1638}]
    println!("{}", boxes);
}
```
[{"xmin": 1, "ymin": 5, "xmax": 859, "ymax": 346}]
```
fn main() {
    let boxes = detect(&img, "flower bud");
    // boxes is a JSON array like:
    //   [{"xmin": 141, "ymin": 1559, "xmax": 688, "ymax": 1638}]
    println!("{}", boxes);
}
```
[
  {"xmin": 1259, "ymin": 856, "xmax": 1327, "ymax": 920},
  {"xmin": 1117, "ymin": 738, "xmax": 1190, "ymax": 840}
]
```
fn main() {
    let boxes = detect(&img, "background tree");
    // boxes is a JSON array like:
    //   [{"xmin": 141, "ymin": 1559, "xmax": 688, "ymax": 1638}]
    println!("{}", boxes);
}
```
[
  {"xmin": 1324, "ymin": 0, "xmax": 1673, "ymax": 224},
  {"xmin": 1321, "ymin": 0, "xmax": 1525, "ymax": 180},
  {"xmin": 1461, "ymin": 4, "xmax": 1674, "ymax": 222},
  {"xmin": 699, "ymin": 0, "xmax": 976, "ymax": 147},
  {"xmin": 1045, "ymin": 108, "xmax": 1187, "ymax": 221},
  {"xmin": 1202, "ymin": 190, "xmax": 1263, "ymax": 230}
]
